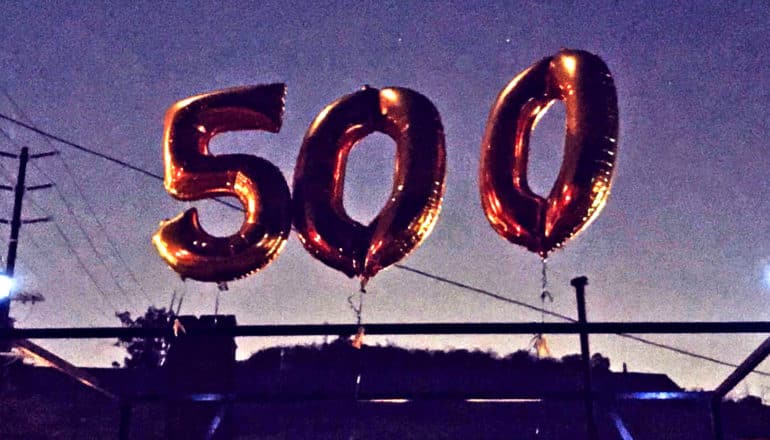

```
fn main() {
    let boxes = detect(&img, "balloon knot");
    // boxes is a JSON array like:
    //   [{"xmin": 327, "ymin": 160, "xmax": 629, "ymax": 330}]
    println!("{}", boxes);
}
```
[{"xmin": 351, "ymin": 326, "xmax": 365, "ymax": 349}]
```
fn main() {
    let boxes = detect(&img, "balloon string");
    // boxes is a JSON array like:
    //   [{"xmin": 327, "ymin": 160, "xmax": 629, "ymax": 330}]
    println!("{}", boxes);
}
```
[
  {"xmin": 540, "ymin": 257, "xmax": 553, "ymax": 323},
  {"xmin": 531, "ymin": 257, "xmax": 554, "ymax": 358},
  {"xmin": 347, "ymin": 286, "xmax": 367, "ymax": 400},
  {"xmin": 347, "ymin": 286, "xmax": 366, "ymax": 350},
  {"xmin": 347, "ymin": 290, "xmax": 364, "ymax": 326}
]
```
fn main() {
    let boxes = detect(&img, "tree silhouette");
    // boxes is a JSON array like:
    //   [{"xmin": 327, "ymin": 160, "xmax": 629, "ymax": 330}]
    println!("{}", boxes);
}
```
[{"xmin": 113, "ymin": 306, "xmax": 176, "ymax": 368}]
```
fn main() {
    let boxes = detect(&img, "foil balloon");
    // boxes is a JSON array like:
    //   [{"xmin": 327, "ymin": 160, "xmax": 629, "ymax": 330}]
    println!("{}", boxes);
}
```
[
  {"xmin": 153, "ymin": 84, "xmax": 292, "ymax": 282},
  {"xmin": 480, "ymin": 49, "xmax": 618, "ymax": 257},
  {"xmin": 293, "ymin": 86, "xmax": 446, "ymax": 285}
]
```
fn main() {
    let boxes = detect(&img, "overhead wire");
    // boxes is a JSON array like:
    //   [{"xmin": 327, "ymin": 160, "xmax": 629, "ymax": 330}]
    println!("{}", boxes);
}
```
[
  {"xmin": 0, "ymin": 113, "xmax": 162, "ymax": 180},
  {"xmin": 26, "ymin": 158, "xmax": 149, "ymax": 309},
  {"xmin": 47, "ymin": 218, "xmax": 123, "ymax": 313},
  {"xmin": 0, "ymin": 112, "xmax": 246, "ymax": 209},
  {"xmin": 0, "ymin": 134, "xmax": 111, "ymax": 322},
  {"xmin": 393, "ymin": 264, "xmax": 770, "ymax": 378},
  {"xmin": 49, "ymin": 153, "xmax": 153, "ymax": 302},
  {"xmin": 1, "ymin": 89, "xmax": 151, "ymax": 306},
  {"xmin": 0, "ymin": 133, "xmax": 123, "ymax": 316},
  {"xmin": 1, "ymin": 110, "xmax": 769, "ymax": 380}
]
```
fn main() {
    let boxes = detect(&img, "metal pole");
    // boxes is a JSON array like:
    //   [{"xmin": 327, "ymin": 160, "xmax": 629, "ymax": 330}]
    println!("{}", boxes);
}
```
[
  {"xmin": 571, "ymin": 276, "xmax": 598, "ymax": 440},
  {"xmin": 0, "ymin": 147, "xmax": 28, "ymax": 344},
  {"xmin": 713, "ymin": 337, "xmax": 770, "ymax": 400},
  {"xmin": 711, "ymin": 336, "xmax": 770, "ymax": 440},
  {"xmin": 119, "ymin": 401, "xmax": 132, "ymax": 440},
  {"xmin": 711, "ymin": 398, "xmax": 724, "ymax": 440}
]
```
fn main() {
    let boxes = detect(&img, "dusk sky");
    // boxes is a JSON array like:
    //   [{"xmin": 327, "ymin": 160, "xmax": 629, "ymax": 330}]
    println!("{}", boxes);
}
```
[{"xmin": 1, "ymin": 1, "xmax": 768, "ymax": 396}]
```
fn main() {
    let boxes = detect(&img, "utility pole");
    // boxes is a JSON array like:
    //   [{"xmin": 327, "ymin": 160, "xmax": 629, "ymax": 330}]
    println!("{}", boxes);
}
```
[
  {"xmin": 0, "ymin": 147, "xmax": 54, "ymax": 350},
  {"xmin": 571, "ymin": 276, "xmax": 598, "ymax": 440}
]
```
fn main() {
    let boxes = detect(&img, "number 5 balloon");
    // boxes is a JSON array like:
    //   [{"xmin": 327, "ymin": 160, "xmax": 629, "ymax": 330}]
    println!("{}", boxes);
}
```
[
  {"xmin": 480, "ymin": 49, "xmax": 619, "ymax": 257},
  {"xmin": 293, "ymin": 86, "xmax": 446, "ymax": 286},
  {"xmin": 153, "ymin": 84, "xmax": 292, "ymax": 282}
]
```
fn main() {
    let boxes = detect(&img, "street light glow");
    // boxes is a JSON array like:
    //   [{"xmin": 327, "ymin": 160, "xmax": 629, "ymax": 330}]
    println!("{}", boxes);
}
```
[{"xmin": 0, "ymin": 274, "xmax": 13, "ymax": 300}]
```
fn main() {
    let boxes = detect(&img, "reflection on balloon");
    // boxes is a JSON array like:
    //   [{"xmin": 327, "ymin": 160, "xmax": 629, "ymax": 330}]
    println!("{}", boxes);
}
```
[
  {"xmin": 293, "ymin": 86, "xmax": 446, "ymax": 285},
  {"xmin": 153, "ymin": 84, "xmax": 292, "ymax": 282},
  {"xmin": 480, "ymin": 49, "xmax": 619, "ymax": 257}
]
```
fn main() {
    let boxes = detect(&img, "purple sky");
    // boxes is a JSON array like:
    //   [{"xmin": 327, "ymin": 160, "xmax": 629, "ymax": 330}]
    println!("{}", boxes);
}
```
[{"xmin": 1, "ymin": 1, "xmax": 769, "ymax": 395}]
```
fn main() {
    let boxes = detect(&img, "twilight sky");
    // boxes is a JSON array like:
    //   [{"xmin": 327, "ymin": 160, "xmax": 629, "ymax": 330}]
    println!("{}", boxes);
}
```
[{"xmin": 0, "ymin": 1, "xmax": 769, "ymax": 395}]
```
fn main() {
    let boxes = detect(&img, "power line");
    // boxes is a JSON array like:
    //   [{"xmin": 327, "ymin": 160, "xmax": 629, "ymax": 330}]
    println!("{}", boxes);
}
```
[
  {"xmin": 394, "ymin": 263, "xmax": 770, "ymax": 378},
  {"xmin": 52, "ymin": 152, "xmax": 148, "ymax": 294},
  {"xmin": 0, "ymin": 113, "xmax": 162, "ymax": 180},
  {"xmin": 48, "ymin": 219, "xmax": 122, "ymax": 313},
  {"xmin": 0, "ymin": 136, "xmax": 140, "ymax": 314},
  {"xmin": 1, "ymin": 89, "xmax": 152, "ymax": 304},
  {"xmin": 14, "ymin": 176, "xmax": 122, "ymax": 314},
  {"xmin": 0, "ymin": 130, "xmax": 122, "ymax": 314},
  {"xmin": 39, "ymin": 197, "xmax": 132, "ymax": 313},
  {"xmin": 1, "ymin": 109, "xmax": 768, "ymax": 380},
  {"xmin": 0, "ymin": 112, "xmax": 241, "ymax": 211},
  {"xmin": 394, "ymin": 263, "xmax": 573, "ymax": 321},
  {"xmin": 25, "ymin": 156, "xmax": 148, "ymax": 309},
  {"xmin": 0, "ymin": 157, "xmax": 102, "ymax": 324},
  {"xmin": 25, "ymin": 160, "xmax": 142, "ymax": 309}
]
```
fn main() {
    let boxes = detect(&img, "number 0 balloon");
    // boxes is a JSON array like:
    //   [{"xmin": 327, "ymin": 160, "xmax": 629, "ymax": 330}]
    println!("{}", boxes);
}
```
[
  {"xmin": 480, "ymin": 49, "xmax": 619, "ymax": 257},
  {"xmin": 293, "ymin": 86, "xmax": 446, "ymax": 286}
]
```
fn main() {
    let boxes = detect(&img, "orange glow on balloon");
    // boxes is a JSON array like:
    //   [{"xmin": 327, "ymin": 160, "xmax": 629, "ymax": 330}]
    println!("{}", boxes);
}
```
[
  {"xmin": 153, "ymin": 84, "xmax": 292, "ymax": 282},
  {"xmin": 480, "ymin": 49, "xmax": 619, "ymax": 257},
  {"xmin": 293, "ymin": 86, "xmax": 446, "ymax": 284}
]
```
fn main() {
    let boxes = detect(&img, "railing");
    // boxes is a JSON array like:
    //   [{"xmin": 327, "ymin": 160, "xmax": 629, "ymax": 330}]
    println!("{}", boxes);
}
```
[{"xmin": 1, "ymin": 276, "xmax": 768, "ymax": 440}]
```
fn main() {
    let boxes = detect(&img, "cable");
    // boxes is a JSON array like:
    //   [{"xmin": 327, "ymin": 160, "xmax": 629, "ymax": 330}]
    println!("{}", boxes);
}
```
[
  {"xmin": 3, "ymin": 109, "xmax": 769, "ymax": 380},
  {"xmin": 394, "ymin": 263, "xmax": 770, "ymax": 379},
  {"xmin": 48, "ymin": 219, "xmax": 122, "ymax": 313},
  {"xmin": 55, "ymin": 151, "xmax": 150, "ymax": 298},
  {"xmin": 394, "ymin": 263, "xmax": 573, "ymax": 322},
  {"xmin": 1, "ymin": 89, "xmax": 152, "ymax": 305},
  {"xmin": 0, "ymin": 112, "xmax": 243, "ymax": 210},
  {"xmin": 27, "ymin": 162, "xmax": 142, "ymax": 308},
  {"xmin": 0, "ymin": 156, "xmax": 103, "ymax": 323},
  {"xmin": 0, "ymin": 145, "xmax": 122, "ymax": 315},
  {"xmin": 0, "ymin": 139, "xmax": 139, "ymax": 314},
  {"xmin": 0, "ymin": 113, "xmax": 161, "ymax": 180},
  {"xmin": 0, "ymin": 136, "xmax": 109, "ymax": 322},
  {"xmin": 28, "ymin": 159, "xmax": 150, "ymax": 306}
]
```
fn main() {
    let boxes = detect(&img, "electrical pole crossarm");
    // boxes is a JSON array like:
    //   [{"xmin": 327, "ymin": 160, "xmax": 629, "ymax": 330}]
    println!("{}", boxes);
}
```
[
  {"xmin": 0, "ymin": 146, "xmax": 58, "ymax": 349},
  {"xmin": 26, "ymin": 183, "xmax": 54, "ymax": 191},
  {"xmin": 30, "ymin": 151, "xmax": 59, "ymax": 159},
  {"xmin": 22, "ymin": 217, "xmax": 52, "ymax": 224}
]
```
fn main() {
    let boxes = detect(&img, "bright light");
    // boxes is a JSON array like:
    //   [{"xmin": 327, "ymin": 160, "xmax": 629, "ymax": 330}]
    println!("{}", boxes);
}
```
[{"xmin": 0, "ymin": 275, "xmax": 13, "ymax": 300}]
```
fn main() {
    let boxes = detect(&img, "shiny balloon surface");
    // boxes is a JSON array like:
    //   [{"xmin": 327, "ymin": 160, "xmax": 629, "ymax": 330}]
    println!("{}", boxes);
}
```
[
  {"xmin": 480, "ymin": 49, "xmax": 618, "ymax": 257},
  {"xmin": 293, "ymin": 86, "xmax": 446, "ymax": 284},
  {"xmin": 153, "ymin": 84, "xmax": 292, "ymax": 282}
]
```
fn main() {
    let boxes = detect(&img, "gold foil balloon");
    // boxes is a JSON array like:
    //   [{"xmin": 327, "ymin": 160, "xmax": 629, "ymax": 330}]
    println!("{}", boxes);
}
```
[
  {"xmin": 153, "ymin": 84, "xmax": 292, "ymax": 282},
  {"xmin": 480, "ymin": 49, "xmax": 618, "ymax": 257},
  {"xmin": 293, "ymin": 86, "xmax": 446, "ymax": 285}
]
